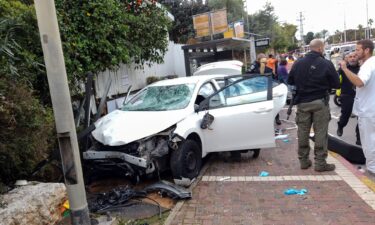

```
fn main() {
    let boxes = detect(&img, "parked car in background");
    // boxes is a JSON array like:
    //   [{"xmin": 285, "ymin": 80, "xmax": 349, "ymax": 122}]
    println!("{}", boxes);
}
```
[{"xmin": 83, "ymin": 71, "xmax": 287, "ymax": 183}]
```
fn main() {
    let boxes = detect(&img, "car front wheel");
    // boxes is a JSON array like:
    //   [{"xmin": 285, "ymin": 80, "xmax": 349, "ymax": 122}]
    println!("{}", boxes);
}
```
[{"xmin": 170, "ymin": 140, "xmax": 202, "ymax": 180}]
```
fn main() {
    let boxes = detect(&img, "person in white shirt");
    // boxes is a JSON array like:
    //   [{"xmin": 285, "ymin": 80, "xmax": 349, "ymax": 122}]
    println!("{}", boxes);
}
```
[{"xmin": 339, "ymin": 39, "xmax": 375, "ymax": 174}]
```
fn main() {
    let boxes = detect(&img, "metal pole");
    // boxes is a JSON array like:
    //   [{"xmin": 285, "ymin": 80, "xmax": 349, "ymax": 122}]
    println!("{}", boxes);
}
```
[
  {"xmin": 33, "ymin": 1, "xmax": 91, "ymax": 225},
  {"xmin": 249, "ymin": 36, "xmax": 256, "ymax": 63},
  {"xmin": 366, "ymin": 0, "xmax": 369, "ymax": 39}
]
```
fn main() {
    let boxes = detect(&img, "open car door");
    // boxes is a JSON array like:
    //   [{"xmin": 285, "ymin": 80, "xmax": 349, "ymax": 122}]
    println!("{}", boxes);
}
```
[{"xmin": 199, "ymin": 75, "xmax": 276, "ymax": 153}]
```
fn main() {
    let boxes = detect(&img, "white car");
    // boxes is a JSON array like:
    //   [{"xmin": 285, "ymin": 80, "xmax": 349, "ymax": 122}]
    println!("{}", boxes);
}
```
[{"xmin": 83, "ymin": 74, "xmax": 288, "ymax": 181}]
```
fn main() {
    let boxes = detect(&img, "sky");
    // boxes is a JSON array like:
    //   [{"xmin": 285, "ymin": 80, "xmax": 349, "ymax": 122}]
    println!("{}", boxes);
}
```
[{"xmin": 246, "ymin": 0, "xmax": 375, "ymax": 39}]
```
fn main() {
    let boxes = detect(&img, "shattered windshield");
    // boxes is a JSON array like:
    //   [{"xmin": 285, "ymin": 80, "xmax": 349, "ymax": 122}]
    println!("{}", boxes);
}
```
[{"xmin": 122, "ymin": 84, "xmax": 195, "ymax": 111}]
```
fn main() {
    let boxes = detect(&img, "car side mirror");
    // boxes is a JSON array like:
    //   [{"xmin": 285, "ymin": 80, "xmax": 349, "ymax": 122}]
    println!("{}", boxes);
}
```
[
  {"xmin": 194, "ymin": 104, "xmax": 199, "ymax": 113},
  {"xmin": 198, "ymin": 99, "xmax": 209, "ymax": 112}
]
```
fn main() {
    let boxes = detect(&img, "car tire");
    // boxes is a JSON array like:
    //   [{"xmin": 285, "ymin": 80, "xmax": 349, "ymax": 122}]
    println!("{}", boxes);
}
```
[
  {"xmin": 252, "ymin": 149, "xmax": 260, "ymax": 158},
  {"xmin": 170, "ymin": 140, "xmax": 202, "ymax": 180}
]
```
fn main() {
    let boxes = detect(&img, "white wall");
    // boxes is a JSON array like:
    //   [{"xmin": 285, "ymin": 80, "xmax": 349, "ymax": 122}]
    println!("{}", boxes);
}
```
[{"xmin": 95, "ymin": 41, "xmax": 186, "ymax": 98}]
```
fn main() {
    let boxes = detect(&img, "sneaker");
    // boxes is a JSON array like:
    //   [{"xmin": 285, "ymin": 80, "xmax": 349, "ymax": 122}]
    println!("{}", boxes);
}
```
[
  {"xmin": 275, "ymin": 117, "xmax": 282, "ymax": 125},
  {"xmin": 337, "ymin": 126, "xmax": 343, "ymax": 137},
  {"xmin": 300, "ymin": 159, "xmax": 312, "ymax": 169},
  {"xmin": 356, "ymin": 139, "xmax": 361, "ymax": 146},
  {"xmin": 315, "ymin": 163, "xmax": 336, "ymax": 172}
]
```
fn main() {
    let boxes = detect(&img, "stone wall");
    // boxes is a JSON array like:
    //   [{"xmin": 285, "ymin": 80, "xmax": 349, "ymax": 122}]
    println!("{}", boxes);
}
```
[{"xmin": 0, "ymin": 182, "xmax": 66, "ymax": 225}]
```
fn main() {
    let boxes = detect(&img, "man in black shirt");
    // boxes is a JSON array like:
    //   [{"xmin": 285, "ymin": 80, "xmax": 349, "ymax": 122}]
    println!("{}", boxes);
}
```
[
  {"xmin": 288, "ymin": 39, "xmax": 340, "ymax": 172},
  {"xmin": 336, "ymin": 52, "xmax": 361, "ymax": 145}
]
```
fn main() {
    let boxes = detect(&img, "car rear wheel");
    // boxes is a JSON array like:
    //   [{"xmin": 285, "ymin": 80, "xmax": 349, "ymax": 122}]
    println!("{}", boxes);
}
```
[{"xmin": 170, "ymin": 140, "xmax": 202, "ymax": 180}]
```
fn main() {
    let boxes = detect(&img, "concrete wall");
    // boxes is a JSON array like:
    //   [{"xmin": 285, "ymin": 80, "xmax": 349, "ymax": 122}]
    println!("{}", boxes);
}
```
[{"xmin": 95, "ymin": 41, "xmax": 186, "ymax": 98}]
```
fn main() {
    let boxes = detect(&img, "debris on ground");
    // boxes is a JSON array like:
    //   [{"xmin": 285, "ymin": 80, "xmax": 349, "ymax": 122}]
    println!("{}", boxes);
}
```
[
  {"xmin": 275, "ymin": 134, "xmax": 289, "ymax": 140},
  {"xmin": 259, "ymin": 171, "xmax": 269, "ymax": 177},
  {"xmin": 89, "ymin": 186, "xmax": 147, "ymax": 213},
  {"xmin": 173, "ymin": 177, "xmax": 195, "ymax": 187},
  {"xmin": 284, "ymin": 188, "xmax": 308, "ymax": 195},
  {"xmin": 143, "ymin": 180, "xmax": 192, "ymax": 200}
]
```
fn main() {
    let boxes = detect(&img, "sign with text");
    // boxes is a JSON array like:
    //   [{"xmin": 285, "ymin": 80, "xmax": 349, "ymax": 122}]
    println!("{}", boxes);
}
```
[
  {"xmin": 210, "ymin": 9, "xmax": 228, "ymax": 34},
  {"xmin": 255, "ymin": 38, "xmax": 270, "ymax": 47},
  {"xmin": 193, "ymin": 13, "xmax": 210, "ymax": 37},
  {"xmin": 193, "ymin": 9, "xmax": 228, "ymax": 38}
]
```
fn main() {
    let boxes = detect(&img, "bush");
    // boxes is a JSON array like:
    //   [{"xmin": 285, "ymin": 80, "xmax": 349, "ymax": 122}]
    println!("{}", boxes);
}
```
[
  {"xmin": 146, "ymin": 76, "xmax": 161, "ymax": 84},
  {"xmin": 0, "ymin": 76, "xmax": 55, "ymax": 185}
]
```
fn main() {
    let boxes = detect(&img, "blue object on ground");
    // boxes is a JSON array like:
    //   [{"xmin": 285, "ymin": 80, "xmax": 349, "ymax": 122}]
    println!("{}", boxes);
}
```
[
  {"xmin": 259, "ymin": 171, "xmax": 269, "ymax": 177},
  {"xmin": 282, "ymin": 139, "xmax": 290, "ymax": 143},
  {"xmin": 284, "ymin": 188, "xmax": 308, "ymax": 195}
]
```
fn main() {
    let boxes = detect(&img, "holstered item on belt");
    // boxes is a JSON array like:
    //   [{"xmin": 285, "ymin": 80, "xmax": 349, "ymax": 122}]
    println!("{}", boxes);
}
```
[
  {"xmin": 323, "ymin": 92, "xmax": 329, "ymax": 106},
  {"xmin": 287, "ymin": 88, "xmax": 297, "ymax": 120}
]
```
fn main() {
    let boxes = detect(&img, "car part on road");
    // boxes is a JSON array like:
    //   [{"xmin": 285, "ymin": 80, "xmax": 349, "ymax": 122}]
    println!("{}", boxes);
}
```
[
  {"xmin": 143, "ymin": 180, "xmax": 192, "ymax": 200},
  {"xmin": 89, "ymin": 186, "xmax": 147, "ymax": 213}
]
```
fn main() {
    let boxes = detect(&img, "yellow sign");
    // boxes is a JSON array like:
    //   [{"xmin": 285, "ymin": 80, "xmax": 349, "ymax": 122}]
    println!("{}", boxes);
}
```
[
  {"xmin": 193, "ymin": 13, "xmax": 210, "ymax": 37},
  {"xmin": 224, "ymin": 28, "xmax": 234, "ymax": 38},
  {"xmin": 211, "ymin": 9, "xmax": 228, "ymax": 34},
  {"xmin": 193, "ymin": 9, "xmax": 228, "ymax": 38}
]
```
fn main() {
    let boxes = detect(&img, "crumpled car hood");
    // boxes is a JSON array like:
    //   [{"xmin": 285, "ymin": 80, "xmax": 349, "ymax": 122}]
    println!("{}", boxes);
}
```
[{"xmin": 92, "ymin": 109, "xmax": 190, "ymax": 146}]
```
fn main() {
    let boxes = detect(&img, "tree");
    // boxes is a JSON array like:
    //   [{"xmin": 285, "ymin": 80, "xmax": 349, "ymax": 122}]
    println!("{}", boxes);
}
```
[
  {"xmin": 304, "ymin": 32, "xmax": 314, "ymax": 45},
  {"xmin": 208, "ymin": 0, "xmax": 245, "ymax": 23},
  {"xmin": 321, "ymin": 29, "xmax": 329, "ymax": 40},
  {"xmin": 55, "ymin": 0, "xmax": 171, "ymax": 88}
]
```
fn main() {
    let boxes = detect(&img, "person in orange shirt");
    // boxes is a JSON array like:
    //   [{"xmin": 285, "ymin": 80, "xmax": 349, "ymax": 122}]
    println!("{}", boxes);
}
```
[{"xmin": 266, "ymin": 54, "xmax": 277, "ymax": 76}]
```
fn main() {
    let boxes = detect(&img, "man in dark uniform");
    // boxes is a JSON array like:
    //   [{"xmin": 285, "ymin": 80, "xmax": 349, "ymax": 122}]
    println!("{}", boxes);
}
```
[
  {"xmin": 336, "ymin": 52, "xmax": 361, "ymax": 145},
  {"xmin": 288, "ymin": 39, "xmax": 340, "ymax": 172},
  {"xmin": 247, "ymin": 53, "xmax": 281, "ymax": 125}
]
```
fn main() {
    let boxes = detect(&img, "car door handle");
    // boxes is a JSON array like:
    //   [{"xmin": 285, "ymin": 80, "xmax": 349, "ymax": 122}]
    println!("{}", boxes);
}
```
[{"xmin": 254, "ymin": 107, "xmax": 272, "ymax": 113}]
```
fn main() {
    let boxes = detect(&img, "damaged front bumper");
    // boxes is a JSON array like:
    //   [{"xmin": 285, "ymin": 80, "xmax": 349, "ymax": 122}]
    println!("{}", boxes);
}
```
[
  {"xmin": 83, "ymin": 126, "xmax": 185, "ymax": 178},
  {"xmin": 83, "ymin": 150, "xmax": 148, "ymax": 168}
]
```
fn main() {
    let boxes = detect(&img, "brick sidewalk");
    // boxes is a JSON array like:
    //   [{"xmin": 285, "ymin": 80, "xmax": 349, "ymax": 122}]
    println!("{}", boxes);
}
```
[{"xmin": 167, "ymin": 113, "xmax": 375, "ymax": 225}]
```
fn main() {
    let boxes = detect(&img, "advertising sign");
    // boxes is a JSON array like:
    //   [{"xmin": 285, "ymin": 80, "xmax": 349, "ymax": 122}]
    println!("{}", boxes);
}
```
[
  {"xmin": 210, "ymin": 9, "xmax": 228, "ymax": 34},
  {"xmin": 193, "ymin": 13, "xmax": 210, "ymax": 37}
]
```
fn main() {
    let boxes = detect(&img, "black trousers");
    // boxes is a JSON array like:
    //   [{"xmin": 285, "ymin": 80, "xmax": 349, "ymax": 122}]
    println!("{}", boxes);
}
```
[{"xmin": 338, "ymin": 94, "xmax": 360, "ymax": 141}]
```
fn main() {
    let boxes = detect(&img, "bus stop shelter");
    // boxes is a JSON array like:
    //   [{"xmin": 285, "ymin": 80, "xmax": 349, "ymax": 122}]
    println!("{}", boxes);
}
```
[{"xmin": 182, "ymin": 37, "xmax": 253, "ymax": 76}]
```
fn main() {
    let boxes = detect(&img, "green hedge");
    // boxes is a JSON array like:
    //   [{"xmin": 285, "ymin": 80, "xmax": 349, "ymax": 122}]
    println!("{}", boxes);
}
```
[{"xmin": 0, "ymin": 77, "xmax": 55, "ymax": 185}]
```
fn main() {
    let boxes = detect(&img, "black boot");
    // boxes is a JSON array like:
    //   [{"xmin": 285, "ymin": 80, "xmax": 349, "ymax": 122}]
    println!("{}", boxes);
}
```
[
  {"xmin": 275, "ymin": 114, "xmax": 281, "ymax": 125},
  {"xmin": 337, "ymin": 126, "xmax": 343, "ymax": 137}
]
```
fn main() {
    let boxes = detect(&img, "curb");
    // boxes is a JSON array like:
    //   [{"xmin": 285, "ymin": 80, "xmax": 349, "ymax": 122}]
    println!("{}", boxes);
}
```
[
  {"xmin": 164, "ymin": 155, "xmax": 212, "ymax": 225},
  {"xmin": 329, "ymin": 151, "xmax": 375, "ymax": 192}
]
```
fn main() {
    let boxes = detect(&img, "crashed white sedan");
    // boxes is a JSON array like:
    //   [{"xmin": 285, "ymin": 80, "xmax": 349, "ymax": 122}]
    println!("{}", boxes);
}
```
[{"xmin": 83, "ymin": 74, "xmax": 287, "ymax": 181}]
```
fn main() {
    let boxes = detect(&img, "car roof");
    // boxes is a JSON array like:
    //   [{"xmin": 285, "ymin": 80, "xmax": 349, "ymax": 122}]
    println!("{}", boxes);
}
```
[{"xmin": 148, "ymin": 74, "xmax": 232, "ymax": 87}]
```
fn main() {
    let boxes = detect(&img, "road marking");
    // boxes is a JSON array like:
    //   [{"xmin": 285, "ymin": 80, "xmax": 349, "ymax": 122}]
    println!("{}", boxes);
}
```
[{"xmin": 201, "ymin": 175, "xmax": 342, "ymax": 182}]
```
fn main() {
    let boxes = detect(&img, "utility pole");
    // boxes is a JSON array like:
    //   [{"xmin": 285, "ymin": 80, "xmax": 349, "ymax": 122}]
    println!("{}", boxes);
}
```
[
  {"xmin": 343, "ymin": 7, "xmax": 347, "ymax": 43},
  {"xmin": 366, "ymin": 0, "xmax": 369, "ymax": 39},
  {"xmin": 33, "ymin": 1, "xmax": 91, "ymax": 225},
  {"xmin": 242, "ymin": 0, "xmax": 256, "ymax": 64},
  {"xmin": 297, "ymin": 12, "xmax": 305, "ymax": 46}
]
